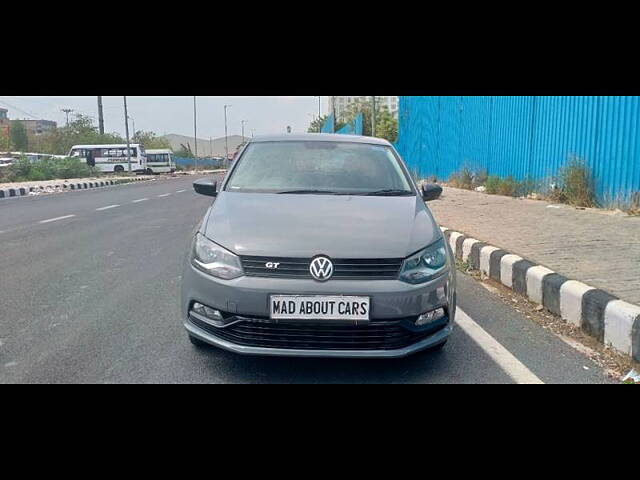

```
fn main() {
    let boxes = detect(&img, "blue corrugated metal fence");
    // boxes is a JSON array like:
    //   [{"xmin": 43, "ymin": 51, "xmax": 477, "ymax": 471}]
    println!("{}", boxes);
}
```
[
  {"xmin": 321, "ymin": 113, "xmax": 364, "ymax": 136},
  {"xmin": 173, "ymin": 157, "xmax": 223, "ymax": 168},
  {"xmin": 395, "ymin": 96, "xmax": 640, "ymax": 205}
]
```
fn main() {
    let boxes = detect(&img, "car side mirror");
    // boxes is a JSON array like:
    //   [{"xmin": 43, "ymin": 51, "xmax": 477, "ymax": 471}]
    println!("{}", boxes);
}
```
[
  {"xmin": 422, "ymin": 183, "xmax": 442, "ymax": 202},
  {"xmin": 194, "ymin": 179, "xmax": 218, "ymax": 197}
]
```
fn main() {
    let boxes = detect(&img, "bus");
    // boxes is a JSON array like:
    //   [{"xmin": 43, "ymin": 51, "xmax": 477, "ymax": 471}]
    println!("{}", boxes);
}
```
[
  {"xmin": 145, "ymin": 149, "xmax": 175, "ymax": 174},
  {"xmin": 68, "ymin": 144, "xmax": 147, "ymax": 173}
]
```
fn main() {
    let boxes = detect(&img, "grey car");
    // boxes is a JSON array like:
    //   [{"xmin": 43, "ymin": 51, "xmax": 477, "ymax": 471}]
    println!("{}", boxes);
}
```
[{"xmin": 181, "ymin": 134, "xmax": 456, "ymax": 358}]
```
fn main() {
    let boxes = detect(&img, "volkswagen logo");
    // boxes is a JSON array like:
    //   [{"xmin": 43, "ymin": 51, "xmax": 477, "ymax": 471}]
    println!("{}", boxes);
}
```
[{"xmin": 309, "ymin": 256, "xmax": 334, "ymax": 282}]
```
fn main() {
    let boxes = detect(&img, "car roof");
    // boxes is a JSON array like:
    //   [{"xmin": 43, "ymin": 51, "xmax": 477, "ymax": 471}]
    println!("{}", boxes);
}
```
[{"xmin": 248, "ymin": 133, "xmax": 392, "ymax": 146}]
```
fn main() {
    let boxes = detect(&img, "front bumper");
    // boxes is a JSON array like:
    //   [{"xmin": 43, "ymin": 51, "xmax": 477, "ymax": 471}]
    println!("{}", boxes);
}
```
[
  {"xmin": 185, "ymin": 318, "xmax": 453, "ymax": 358},
  {"xmin": 181, "ymin": 262, "xmax": 456, "ymax": 358}
]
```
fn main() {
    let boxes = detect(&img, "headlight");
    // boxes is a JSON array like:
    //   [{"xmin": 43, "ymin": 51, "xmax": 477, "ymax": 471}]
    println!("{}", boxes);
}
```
[
  {"xmin": 191, "ymin": 233, "xmax": 244, "ymax": 280},
  {"xmin": 400, "ymin": 238, "xmax": 448, "ymax": 284}
]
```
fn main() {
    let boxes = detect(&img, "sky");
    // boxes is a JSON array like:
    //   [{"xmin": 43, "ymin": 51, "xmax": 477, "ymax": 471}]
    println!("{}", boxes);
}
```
[{"xmin": 0, "ymin": 96, "xmax": 328, "ymax": 139}]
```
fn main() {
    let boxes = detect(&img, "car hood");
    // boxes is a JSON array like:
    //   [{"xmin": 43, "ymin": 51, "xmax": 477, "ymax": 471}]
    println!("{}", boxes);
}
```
[{"xmin": 203, "ymin": 192, "xmax": 441, "ymax": 259}]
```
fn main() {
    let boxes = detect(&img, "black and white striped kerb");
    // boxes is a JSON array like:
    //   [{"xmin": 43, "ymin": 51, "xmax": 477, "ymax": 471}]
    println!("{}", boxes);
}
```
[
  {"xmin": 0, "ymin": 177, "xmax": 152, "ymax": 200},
  {"xmin": 440, "ymin": 226, "xmax": 640, "ymax": 362}
]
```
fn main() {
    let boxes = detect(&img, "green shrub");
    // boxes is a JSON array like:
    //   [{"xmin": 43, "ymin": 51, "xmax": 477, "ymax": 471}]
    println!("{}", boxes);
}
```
[
  {"xmin": 449, "ymin": 166, "xmax": 474, "ymax": 190},
  {"xmin": 516, "ymin": 177, "xmax": 541, "ymax": 197},
  {"xmin": 497, "ymin": 176, "xmax": 518, "ymax": 197},
  {"xmin": 7, "ymin": 156, "xmax": 98, "ymax": 182},
  {"xmin": 485, "ymin": 176, "xmax": 502, "ymax": 194},
  {"xmin": 473, "ymin": 169, "xmax": 488, "ymax": 188},
  {"xmin": 558, "ymin": 157, "xmax": 596, "ymax": 208}
]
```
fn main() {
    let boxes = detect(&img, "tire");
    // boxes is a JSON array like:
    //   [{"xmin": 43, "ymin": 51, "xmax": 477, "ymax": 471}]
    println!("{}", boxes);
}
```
[
  {"xmin": 188, "ymin": 334, "xmax": 209, "ymax": 348},
  {"xmin": 114, "ymin": 165, "xmax": 125, "ymax": 173},
  {"xmin": 146, "ymin": 168, "xmax": 153, "ymax": 175}
]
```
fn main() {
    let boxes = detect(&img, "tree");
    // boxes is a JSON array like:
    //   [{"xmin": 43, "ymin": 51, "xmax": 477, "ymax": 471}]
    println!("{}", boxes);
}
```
[
  {"xmin": 10, "ymin": 121, "xmax": 28, "ymax": 151},
  {"xmin": 132, "ymin": 130, "xmax": 172, "ymax": 149},
  {"xmin": 33, "ymin": 114, "xmax": 125, "ymax": 155},
  {"xmin": 307, "ymin": 115, "xmax": 328, "ymax": 133},
  {"xmin": 0, "ymin": 126, "xmax": 9, "ymax": 150},
  {"xmin": 375, "ymin": 109, "xmax": 398, "ymax": 143},
  {"xmin": 307, "ymin": 114, "xmax": 347, "ymax": 134},
  {"xmin": 340, "ymin": 99, "xmax": 399, "ymax": 143},
  {"xmin": 174, "ymin": 143, "xmax": 194, "ymax": 158}
]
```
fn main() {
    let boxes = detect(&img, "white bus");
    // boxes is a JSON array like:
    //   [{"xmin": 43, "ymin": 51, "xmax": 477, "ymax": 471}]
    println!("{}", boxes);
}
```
[
  {"xmin": 68, "ymin": 144, "xmax": 147, "ymax": 173},
  {"xmin": 145, "ymin": 149, "xmax": 175, "ymax": 174}
]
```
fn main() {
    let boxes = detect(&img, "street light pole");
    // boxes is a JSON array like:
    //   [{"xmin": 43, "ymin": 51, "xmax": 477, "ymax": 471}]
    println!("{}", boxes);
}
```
[
  {"xmin": 193, "ymin": 96, "xmax": 198, "ymax": 171},
  {"xmin": 128, "ymin": 115, "xmax": 136, "ymax": 137},
  {"xmin": 123, "ymin": 96, "xmax": 131, "ymax": 174},
  {"xmin": 317, "ymin": 96, "xmax": 321, "ymax": 120},
  {"xmin": 241, "ymin": 120, "xmax": 247, "ymax": 141},
  {"xmin": 61, "ymin": 108, "xmax": 73, "ymax": 127}
]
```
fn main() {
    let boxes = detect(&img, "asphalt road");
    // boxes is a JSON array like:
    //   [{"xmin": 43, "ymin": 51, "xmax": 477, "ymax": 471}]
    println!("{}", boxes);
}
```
[{"xmin": 0, "ymin": 175, "xmax": 615, "ymax": 383}]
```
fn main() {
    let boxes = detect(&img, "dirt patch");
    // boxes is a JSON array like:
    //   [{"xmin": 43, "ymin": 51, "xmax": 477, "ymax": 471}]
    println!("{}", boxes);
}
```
[{"xmin": 456, "ymin": 260, "xmax": 638, "ymax": 382}]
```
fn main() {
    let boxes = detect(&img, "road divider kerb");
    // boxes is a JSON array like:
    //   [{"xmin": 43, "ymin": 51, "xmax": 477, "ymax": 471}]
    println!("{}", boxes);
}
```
[
  {"xmin": 441, "ymin": 225, "xmax": 640, "ymax": 362},
  {"xmin": 0, "ymin": 176, "xmax": 160, "ymax": 200}
]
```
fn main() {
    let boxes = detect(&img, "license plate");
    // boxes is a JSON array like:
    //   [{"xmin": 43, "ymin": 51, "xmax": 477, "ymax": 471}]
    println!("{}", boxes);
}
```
[{"xmin": 270, "ymin": 295, "xmax": 370, "ymax": 321}]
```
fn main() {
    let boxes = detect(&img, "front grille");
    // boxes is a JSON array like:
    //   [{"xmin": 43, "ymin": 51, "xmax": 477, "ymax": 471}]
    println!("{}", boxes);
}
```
[
  {"xmin": 190, "ymin": 315, "xmax": 445, "ymax": 351},
  {"xmin": 240, "ymin": 256, "xmax": 403, "ymax": 280}
]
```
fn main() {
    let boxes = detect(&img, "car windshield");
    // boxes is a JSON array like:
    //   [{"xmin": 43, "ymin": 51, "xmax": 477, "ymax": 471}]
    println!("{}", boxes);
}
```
[{"xmin": 225, "ymin": 141, "xmax": 413, "ymax": 195}]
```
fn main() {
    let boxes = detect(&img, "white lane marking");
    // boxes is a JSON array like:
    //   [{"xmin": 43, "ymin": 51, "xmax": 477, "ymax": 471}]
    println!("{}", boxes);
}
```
[
  {"xmin": 96, "ymin": 205, "xmax": 120, "ymax": 211},
  {"xmin": 176, "ymin": 189, "xmax": 186, "ymax": 193},
  {"xmin": 158, "ymin": 193, "xmax": 171, "ymax": 197},
  {"xmin": 39, "ymin": 214, "xmax": 76, "ymax": 224},
  {"xmin": 455, "ymin": 308, "xmax": 544, "ymax": 384},
  {"xmin": 132, "ymin": 198, "xmax": 149, "ymax": 203}
]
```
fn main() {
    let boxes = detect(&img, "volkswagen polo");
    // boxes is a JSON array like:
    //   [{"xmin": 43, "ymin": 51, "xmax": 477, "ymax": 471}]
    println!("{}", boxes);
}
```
[{"xmin": 181, "ymin": 134, "xmax": 456, "ymax": 358}]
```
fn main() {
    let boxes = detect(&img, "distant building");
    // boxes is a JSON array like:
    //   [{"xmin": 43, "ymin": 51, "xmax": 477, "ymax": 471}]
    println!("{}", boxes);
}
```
[
  {"xmin": 18, "ymin": 119, "xmax": 57, "ymax": 136},
  {"xmin": 328, "ymin": 96, "xmax": 399, "ymax": 121}
]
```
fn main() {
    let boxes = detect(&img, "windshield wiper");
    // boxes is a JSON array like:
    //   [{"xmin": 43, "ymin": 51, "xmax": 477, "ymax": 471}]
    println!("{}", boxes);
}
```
[
  {"xmin": 277, "ymin": 189, "xmax": 339, "ymax": 195},
  {"xmin": 362, "ymin": 189, "xmax": 414, "ymax": 196}
]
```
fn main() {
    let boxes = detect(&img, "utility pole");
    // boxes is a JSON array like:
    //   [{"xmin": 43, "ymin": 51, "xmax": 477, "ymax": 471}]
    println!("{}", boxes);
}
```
[
  {"xmin": 97, "ymin": 96, "xmax": 104, "ymax": 134},
  {"xmin": 193, "ymin": 96, "xmax": 198, "ymax": 171},
  {"xmin": 61, "ymin": 108, "xmax": 73, "ymax": 127},
  {"xmin": 317, "ymin": 96, "xmax": 322, "ymax": 120},
  {"xmin": 209, "ymin": 136, "xmax": 213, "ymax": 159},
  {"xmin": 128, "ymin": 115, "xmax": 136, "ymax": 137},
  {"xmin": 123, "ymin": 96, "xmax": 131, "ymax": 174},
  {"xmin": 224, "ymin": 104, "xmax": 231, "ymax": 168},
  {"xmin": 371, "ymin": 96, "xmax": 377, "ymax": 138}
]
